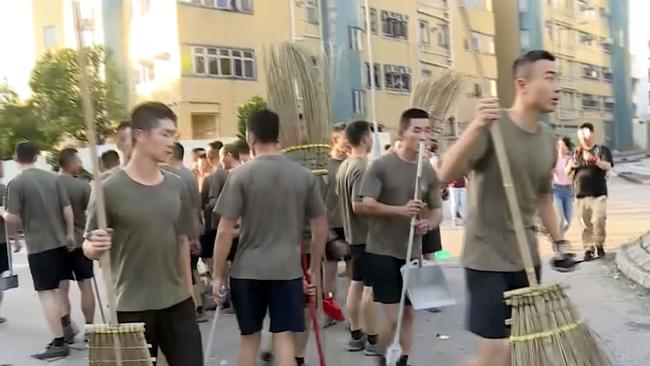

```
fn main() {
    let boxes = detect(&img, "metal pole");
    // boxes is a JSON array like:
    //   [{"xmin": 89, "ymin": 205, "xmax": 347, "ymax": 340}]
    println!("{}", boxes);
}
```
[{"xmin": 363, "ymin": 0, "xmax": 381, "ymax": 159}]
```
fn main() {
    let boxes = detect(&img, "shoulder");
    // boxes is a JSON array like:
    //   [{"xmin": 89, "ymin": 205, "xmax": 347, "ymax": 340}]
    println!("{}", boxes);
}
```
[
  {"xmin": 162, "ymin": 169, "xmax": 184, "ymax": 186},
  {"xmin": 367, "ymin": 154, "xmax": 393, "ymax": 171}
]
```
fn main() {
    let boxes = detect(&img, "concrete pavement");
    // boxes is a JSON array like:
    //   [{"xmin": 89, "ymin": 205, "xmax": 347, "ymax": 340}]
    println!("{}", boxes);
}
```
[{"xmin": 1, "ymin": 176, "xmax": 649, "ymax": 365}]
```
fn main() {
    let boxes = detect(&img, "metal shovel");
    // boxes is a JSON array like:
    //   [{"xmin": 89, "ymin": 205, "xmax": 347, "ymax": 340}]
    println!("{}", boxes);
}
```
[{"xmin": 400, "ymin": 258, "xmax": 455, "ymax": 311}]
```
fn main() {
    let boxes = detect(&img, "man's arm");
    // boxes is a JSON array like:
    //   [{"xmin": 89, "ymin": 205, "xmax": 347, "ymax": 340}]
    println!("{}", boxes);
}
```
[
  {"xmin": 63, "ymin": 205, "xmax": 75, "ymax": 239},
  {"xmin": 537, "ymin": 193, "xmax": 561, "ymax": 242},
  {"xmin": 361, "ymin": 197, "xmax": 417, "ymax": 218},
  {"xmin": 1, "ymin": 210, "xmax": 21, "ymax": 225},
  {"xmin": 309, "ymin": 215, "xmax": 328, "ymax": 279},
  {"xmin": 438, "ymin": 98, "xmax": 499, "ymax": 183},
  {"xmin": 212, "ymin": 218, "xmax": 236, "ymax": 281},
  {"xmin": 178, "ymin": 234, "xmax": 193, "ymax": 296}
]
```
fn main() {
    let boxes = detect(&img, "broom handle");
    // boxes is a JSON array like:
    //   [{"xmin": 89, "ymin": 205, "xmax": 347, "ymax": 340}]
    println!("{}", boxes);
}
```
[
  {"xmin": 72, "ymin": 1, "xmax": 121, "ymax": 322},
  {"xmin": 393, "ymin": 142, "xmax": 425, "ymax": 343},
  {"xmin": 456, "ymin": 3, "xmax": 539, "ymax": 287}
]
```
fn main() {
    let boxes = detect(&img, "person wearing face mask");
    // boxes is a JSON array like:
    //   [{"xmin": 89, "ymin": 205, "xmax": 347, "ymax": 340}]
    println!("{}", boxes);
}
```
[{"xmin": 567, "ymin": 122, "xmax": 613, "ymax": 261}]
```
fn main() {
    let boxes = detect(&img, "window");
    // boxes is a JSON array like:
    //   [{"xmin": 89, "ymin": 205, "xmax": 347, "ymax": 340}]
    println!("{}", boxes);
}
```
[
  {"xmin": 602, "ymin": 37, "xmax": 612, "ymax": 53},
  {"xmin": 437, "ymin": 24, "xmax": 450, "ymax": 49},
  {"xmin": 519, "ymin": 0, "xmax": 529, "ymax": 11},
  {"xmin": 463, "ymin": 0, "xmax": 492, "ymax": 10},
  {"xmin": 581, "ymin": 94, "xmax": 600, "ymax": 109},
  {"xmin": 381, "ymin": 11, "xmax": 408, "ymax": 40},
  {"xmin": 365, "ymin": 62, "xmax": 381, "ymax": 89},
  {"xmin": 306, "ymin": 0, "xmax": 319, "ymax": 24},
  {"xmin": 361, "ymin": 7, "xmax": 378, "ymax": 34},
  {"xmin": 465, "ymin": 32, "xmax": 494, "ymax": 54},
  {"xmin": 352, "ymin": 90, "xmax": 365, "ymax": 114},
  {"xmin": 349, "ymin": 27, "xmax": 363, "ymax": 50},
  {"xmin": 421, "ymin": 69, "xmax": 432, "ymax": 79},
  {"xmin": 192, "ymin": 46, "xmax": 255, "ymax": 79},
  {"xmin": 418, "ymin": 20, "xmax": 430, "ymax": 45},
  {"xmin": 521, "ymin": 30, "xmax": 530, "ymax": 49},
  {"xmin": 186, "ymin": 0, "xmax": 253, "ymax": 13},
  {"xmin": 602, "ymin": 67, "xmax": 612, "ymax": 82},
  {"xmin": 579, "ymin": 31, "xmax": 597, "ymax": 47},
  {"xmin": 384, "ymin": 64, "xmax": 411, "ymax": 92},
  {"xmin": 603, "ymin": 96, "xmax": 614, "ymax": 110},
  {"xmin": 43, "ymin": 25, "xmax": 56, "ymax": 47},
  {"xmin": 136, "ymin": 62, "xmax": 155, "ymax": 84},
  {"xmin": 581, "ymin": 63, "xmax": 600, "ymax": 80}
]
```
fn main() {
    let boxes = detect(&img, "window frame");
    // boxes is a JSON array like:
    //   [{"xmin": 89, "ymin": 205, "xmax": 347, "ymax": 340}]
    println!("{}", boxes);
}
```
[
  {"xmin": 191, "ymin": 45, "xmax": 256, "ymax": 80},
  {"xmin": 364, "ymin": 62, "xmax": 381, "ymax": 89},
  {"xmin": 384, "ymin": 64, "xmax": 411, "ymax": 93},
  {"xmin": 352, "ymin": 89, "xmax": 366, "ymax": 114},
  {"xmin": 418, "ymin": 20, "xmax": 430, "ymax": 45},
  {"xmin": 306, "ymin": 0, "xmax": 320, "ymax": 25}
]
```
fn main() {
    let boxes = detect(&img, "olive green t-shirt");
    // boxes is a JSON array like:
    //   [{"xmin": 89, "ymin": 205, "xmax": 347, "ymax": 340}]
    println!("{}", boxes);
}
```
[
  {"xmin": 462, "ymin": 113, "xmax": 555, "ymax": 272},
  {"xmin": 201, "ymin": 169, "xmax": 228, "ymax": 231},
  {"xmin": 161, "ymin": 165, "xmax": 201, "ymax": 240},
  {"xmin": 215, "ymin": 155, "xmax": 326, "ymax": 280},
  {"xmin": 325, "ymin": 158, "xmax": 344, "ymax": 229},
  {"xmin": 335, "ymin": 157, "xmax": 368, "ymax": 245},
  {"xmin": 6, "ymin": 169, "xmax": 70, "ymax": 254},
  {"xmin": 56, "ymin": 175, "xmax": 91, "ymax": 248},
  {"xmin": 85, "ymin": 170, "xmax": 192, "ymax": 312},
  {"xmin": 359, "ymin": 153, "xmax": 441, "ymax": 260}
]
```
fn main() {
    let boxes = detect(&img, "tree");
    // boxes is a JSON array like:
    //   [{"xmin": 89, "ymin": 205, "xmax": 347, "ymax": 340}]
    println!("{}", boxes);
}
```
[
  {"xmin": 29, "ymin": 46, "xmax": 127, "ymax": 144},
  {"xmin": 236, "ymin": 96, "xmax": 266, "ymax": 145}
]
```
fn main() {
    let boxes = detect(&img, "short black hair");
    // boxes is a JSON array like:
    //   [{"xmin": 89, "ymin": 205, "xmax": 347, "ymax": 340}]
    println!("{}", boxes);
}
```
[
  {"xmin": 198, "ymin": 153, "xmax": 207, "ymax": 160},
  {"xmin": 234, "ymin": 141, "xmax": 250, "ymax": 155},
  {"xmin": 561, "ymin": 137, "xmax": 574, "ymax": 151},
  {"xmin": 101, "ymin": 150, "xmax": 120, "ymax": 170},
  {"xmin": 191, "ymin": 147, "xmax": 205, "ymax": 155},
  {"xmin": 333, "ymin": 122, "xmax": 347, "ymax": 133},
  {"xmin": 15, "ymin": 141, "xmax": 39, "ymax": 164},
  {"xmin": 578, "ymin": 122, "xmax": 594, "ymax": 132},
  {"xmin": 173, "ymin": 142, "xmax": 185, "ymax": 161},
  {"xmin": 384, "ymin": 144, "xmax": 392, "ymax": 151},
  {"xmin": 223, "ymin": 143, "xmax": 240, "ymax": 161},
  {"xmin": 248, "ymin": 109, "xmax": 279, "ymax": 144},
  {"xmin": 512, "ymin": 50, "xmax": 556, "ymax": 79},
  {"xmin": 208, "ymin": 140, "xmax": 223, "ymax": 152},
  {"xmin": 130, "ymin": 102, "xmax": 177, "ymax": 133},
  {"xmin": 345, "ymin": 120, "xmax": 372, "ymax": 147},
  {"xmin": 399, "ymin": 108, "xmax": 429, "ymax": 132},
  {"xmin": 58, "ymin": 148, "xmax": 79, "ymax": 169}
]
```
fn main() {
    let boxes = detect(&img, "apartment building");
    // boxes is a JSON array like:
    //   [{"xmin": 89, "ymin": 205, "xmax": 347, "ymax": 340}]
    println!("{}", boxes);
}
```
[
  {"xmin": 324, "ymin": 0, "xmax": 498, "ymax": 133},
  {"xmin": 495, "ymin": 0, "xmax": 633, "ymax": 147}
]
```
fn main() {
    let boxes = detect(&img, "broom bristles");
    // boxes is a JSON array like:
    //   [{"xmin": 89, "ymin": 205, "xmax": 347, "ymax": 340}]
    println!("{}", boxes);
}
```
[
  {"xmin": 87, "ymin": 323, "xmax": 153, "ymax": 365},
  {"xmin": 507, "ymin": 284, "xmax": 613, "ymax": 366}
]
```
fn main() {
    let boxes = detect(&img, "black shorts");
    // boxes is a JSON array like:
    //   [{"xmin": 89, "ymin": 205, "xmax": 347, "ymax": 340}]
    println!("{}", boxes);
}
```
[
  {"xmin": 62, "ymin": 248, "xmax": 94, "ymax": 282},
  {"xmin": 422, "ymin": 228, "xmax": 442, "ymax": 255},
  {"xmin": 0, "ymin": 242, "xmax": 8, "ymax": 273},
  {"xmin": 366, "ymin": 252, "xmax": 410, "ymax": 305},
  {"xmin": 326, "ymin": 227, "xmax": 350, "ymax": 262},
  {"xmin": 27, "ymin": 246, "xmax": 68, "ymax": 291},
  {"xmin": 200, "ymin": 230, "xmax": 217, "ymax": 259},
  {"xmin": 465, "ymin": 266, "xmax": 542, "ymax": 339},
  {"xmin": 230, "ymin": 278, "xmax": 305, "ymax": 335},
  {"xmin": 350, "ymin": 245, "xmax": 372, "ymax": 287},
  {"xmin": 117, "ymin": 297, "xmax": 203, "ymax": 366}
]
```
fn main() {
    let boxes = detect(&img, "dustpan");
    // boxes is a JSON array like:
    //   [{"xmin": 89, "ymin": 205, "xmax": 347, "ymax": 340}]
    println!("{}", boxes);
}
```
[{"xmin": 401, "ymin": 259, "xmax": 455, "ymax": 310}]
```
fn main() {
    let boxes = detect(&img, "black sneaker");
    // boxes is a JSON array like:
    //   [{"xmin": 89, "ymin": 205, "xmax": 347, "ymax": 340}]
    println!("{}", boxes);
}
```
[
  {"xmin": 584, "ymin": 250, "xmax": 595, "ymax": 261},
  {"xmin": 31, "ymin": 342, "xmax": 69, "ymax": 360},
  {"xmin": 596, "ymin": 246, "xmax": 606, "ymax": 258}
]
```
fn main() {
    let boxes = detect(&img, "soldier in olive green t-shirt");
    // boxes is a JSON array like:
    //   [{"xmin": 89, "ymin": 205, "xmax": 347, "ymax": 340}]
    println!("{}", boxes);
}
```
[
  {"xmin": 83, "ymin": 102, "xmax": 202, "ymax": 366},
  {"xmin": 358, "ymin": 109, "xmax": 442, "ymax": 364},
  {"xmin": 437, "ymin": 51, "xmax": 564, "ymax": 366}
]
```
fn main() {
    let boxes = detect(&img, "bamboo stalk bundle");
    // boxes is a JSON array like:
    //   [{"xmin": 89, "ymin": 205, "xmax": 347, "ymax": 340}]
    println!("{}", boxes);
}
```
[
  {"xmin": 411, "ymin": 70, "xmax": 465, "ymax": 146},
  {"xmin": 266, "ymin": 42, "xmax": 332, "ymax": 174}
]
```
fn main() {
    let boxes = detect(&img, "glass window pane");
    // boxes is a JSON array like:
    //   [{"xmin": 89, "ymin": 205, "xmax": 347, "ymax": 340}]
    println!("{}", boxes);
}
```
[
  {"xmin": 209, "ymin": 58, "xmax": 218, "ymax": 75},
  {"xmin": 195, "ymin": 56, "xmax": 205, "ymax": 73},
  {"xmin": 234, "ymin": 58, "xmax": 243, "ymax": 76},
  {"xmin": 243, "ymin": 51, "xmax": 253, "ymax": 58},
  {"xmin": 207, "ymin": 48, "xmax": 217, "ymax": 55},
  {"xmin": 220, "ymin": 58, "xmax": 232, "ymax": 75},
  {"xmin": 220, "ymin": 49, "xmax": 230, "ymax": 56},
  {"xmin": 244, "ymin": 60, "xmax": 254, "ymax": 78},
  {"xmin": 194, "ymin": 47, "xmax": 204, "ymax": 54},
  {"xmin": 232, "ymin": 50, "xmax": 242, "ymax": 57}
]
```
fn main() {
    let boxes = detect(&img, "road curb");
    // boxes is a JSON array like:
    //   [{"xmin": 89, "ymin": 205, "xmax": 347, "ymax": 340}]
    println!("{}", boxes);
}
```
[{"xmin": 616, "ymin": 232, "xmax": 650, "ymax": 289}]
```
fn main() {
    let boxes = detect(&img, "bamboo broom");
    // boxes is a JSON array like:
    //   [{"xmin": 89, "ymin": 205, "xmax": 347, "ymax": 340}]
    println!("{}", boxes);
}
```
[
  {"xmin": 454, "ymin": 2, "xmax": 613, "ymax": 365},
  {"xmin": 71, "ymin": 2, "xmax": 152, "ymax": 365}
]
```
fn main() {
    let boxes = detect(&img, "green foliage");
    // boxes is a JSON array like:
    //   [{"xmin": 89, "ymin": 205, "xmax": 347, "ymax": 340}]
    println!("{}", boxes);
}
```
[
  {"xmin": 29, "ymin": 46, "xmax": 127, "ymax": 143},
  {"xmin": 236, "ymin": 96, "xmax": 266, "ymax": 144},
  {"xmin": 0, "ymin": 47, "xmax": 127, "ymax": 160}
]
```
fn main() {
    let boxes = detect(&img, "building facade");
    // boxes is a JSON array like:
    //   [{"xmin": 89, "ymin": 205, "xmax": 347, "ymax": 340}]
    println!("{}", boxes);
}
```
[{"xmin": 495, "ymin": 0, "xmax": 632, "ymax": 147}]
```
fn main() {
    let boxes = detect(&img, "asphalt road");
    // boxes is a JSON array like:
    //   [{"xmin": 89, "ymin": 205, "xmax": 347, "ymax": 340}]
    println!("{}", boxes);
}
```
[{"xmin": 1, "ymin": 174, "xmax": 650, "ymax": 366}]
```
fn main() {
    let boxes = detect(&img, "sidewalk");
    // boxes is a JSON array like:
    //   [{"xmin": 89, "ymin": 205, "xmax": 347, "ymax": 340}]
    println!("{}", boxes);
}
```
[{"xmin": 616, "ymin": 232, "xmax": 650, "ymax": 289}]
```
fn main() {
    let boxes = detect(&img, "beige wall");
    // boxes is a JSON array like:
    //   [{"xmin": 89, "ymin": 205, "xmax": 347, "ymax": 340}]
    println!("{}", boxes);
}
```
[{"xmin": 32, "ymin": 0, "xmax": 66, "ymax": 58}]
